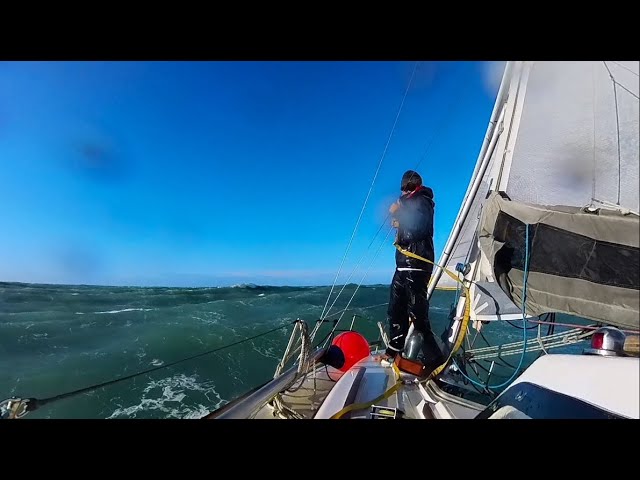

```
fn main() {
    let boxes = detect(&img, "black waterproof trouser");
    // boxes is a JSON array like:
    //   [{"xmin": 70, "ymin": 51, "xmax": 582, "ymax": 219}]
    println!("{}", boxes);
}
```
[{"xmin": 386, "ymin": 268, "xmax": 444, "ymax": 366}]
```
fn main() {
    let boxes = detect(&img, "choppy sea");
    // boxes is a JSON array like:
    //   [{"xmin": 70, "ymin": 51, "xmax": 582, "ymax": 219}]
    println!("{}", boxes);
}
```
[{"xmin": 0, "ymin": 281, "xmax": 590, "ymax": 419}]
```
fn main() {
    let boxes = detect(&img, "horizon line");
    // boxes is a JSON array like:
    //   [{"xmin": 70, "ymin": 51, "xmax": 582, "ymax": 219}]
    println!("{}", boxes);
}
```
[
  {"xmin": 0, "ymin": 278, "xmax": 458, "ymax": 291},
  {"xmin": 0, "ymin": 279, "xmax": 390, "ymax": 289}
]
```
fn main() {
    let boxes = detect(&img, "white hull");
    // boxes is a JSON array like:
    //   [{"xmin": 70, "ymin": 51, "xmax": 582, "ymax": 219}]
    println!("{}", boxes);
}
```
[{"xmin": 209, "ymin": 345, "xmax": 639, "ymax": 420}]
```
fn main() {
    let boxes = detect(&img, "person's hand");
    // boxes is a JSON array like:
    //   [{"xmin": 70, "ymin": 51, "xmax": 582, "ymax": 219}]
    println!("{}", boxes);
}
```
[{"xmin": 389, "ymin": 201, "xmax": 400, "ymax": 214}]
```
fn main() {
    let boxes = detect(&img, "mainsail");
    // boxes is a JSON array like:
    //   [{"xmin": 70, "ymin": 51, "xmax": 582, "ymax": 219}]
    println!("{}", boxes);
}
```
[{"xmin": 432, "ymin": 61, "xmax": 639, "ymax": 330}]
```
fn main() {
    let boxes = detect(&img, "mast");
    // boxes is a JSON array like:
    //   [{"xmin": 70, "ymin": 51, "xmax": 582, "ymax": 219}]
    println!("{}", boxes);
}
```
[{"xmin": 427, "ymin": 61, "xmax": 514, "ymax": 298}]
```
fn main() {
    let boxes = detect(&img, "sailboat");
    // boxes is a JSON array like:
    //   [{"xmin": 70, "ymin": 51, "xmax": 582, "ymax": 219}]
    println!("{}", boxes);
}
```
[
  {"xmin": 205, "ymin": 60, "xmax": 640, "ymax": 420},
  {"xmin": 1, "ymin": 61, "xmax": 637, "ymax": 421}
]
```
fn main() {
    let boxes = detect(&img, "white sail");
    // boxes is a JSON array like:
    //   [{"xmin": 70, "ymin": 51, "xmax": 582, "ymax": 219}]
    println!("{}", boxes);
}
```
[
  {"xmin": 498, "ymin": 61, "xmax": 639, "ymax": 211},
  {"xmin": 433, "ymin": 61, "xmax": 639, "ymax": 328}
]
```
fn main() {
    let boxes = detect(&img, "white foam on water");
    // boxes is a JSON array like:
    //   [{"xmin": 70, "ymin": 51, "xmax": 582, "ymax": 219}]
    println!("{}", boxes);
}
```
[
  {"xmin": 150, "ymin": 359, "xmax": 164, "ymax": 366},
  {"xmin": 106, "ymin": 373, "xmax": 226, "ymax": 419},
  {"xmin": 81, "ymin": 350, "xmax": 107, "ymax": 358},
  {"xmin": 94, "ymin": 308, "xmax": 155, "ymax": 314},
  {"xmin": 250, "ymin": 342, "xmax": 280, "ymax": 361},
  {"xmin": 71, "ymin": 293, "xmax": 79, "ymax": 296},
  {"xmin": 225, "ymin": 326, "xmax": 239, "ymax": 337},
  {"xmin": 204, "ymin": 299, "xmax": 225, "ymax": 305},
  {"xmin": 191, "ymin": 312, "xmax": 223, "ymax": 326},
  {"xmin": 182, "ymin": 404, "xmax": 213, "ymax": 419},
  {"xmin": 430, "ymin": 306, "xmax": 448, "ymax": 312}
]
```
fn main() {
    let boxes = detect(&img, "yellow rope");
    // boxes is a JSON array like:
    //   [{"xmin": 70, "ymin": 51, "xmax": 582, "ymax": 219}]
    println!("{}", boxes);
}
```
[
  {"xmin": 329, "ymin": 245, "xmax": 472, "ymax": 419},
  {"xmin": 330, "ymin": 363, "xmax": 403, "ymax": 419},
  {"xmin": 393, "ymin": 243, "xmax": 471, "ymax": 381}
]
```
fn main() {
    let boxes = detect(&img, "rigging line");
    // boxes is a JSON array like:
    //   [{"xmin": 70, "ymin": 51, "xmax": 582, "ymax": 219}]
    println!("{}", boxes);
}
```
[
  {"xmin": 614, "ymin": 81, "xmax": 621, "ymax": 205},
  {"xmin": 518, "ymin": 319, "xmax": 637, "ymax": 335},
  {"xmin": 611, "ymin": 60, "xmax": 640, "ymax": 77},
  {"xmin": 615, "ymin": 82, "xmax": 640, "ymax": 100},
  {"xmin": 21, "ymin": 321, "xmax": 296, "ymax": 412},
  {"xmin": 603, "ymin": 61, "xmax": 623, "ymax": 205},
  {"xmin": 322, "ymin": 64, "xmax": 474, "ymax": 319},
  {"xmin": 322, "ymin": 222, "xmax": 396, "ymax": 319},
  {"xmin": 311, "ymin": 217, "xmax": 391, "ymax": 339},
  {"xmin": 322, "ymin": 302, "xmax": 388, "ymax": 322},
  {"xmin": 592, "ymin": 62, "xmax": 597, "ymax": 202},
  {"xmin": 467, "ymin": 328, "xmax": 591, "ymax": 353},
  {"xmin": 397, "ymin": 61, "xmax": 482, "ymax": 225},
  {"xmin": 322, "ymin": 226, "xmax": 394, "ymax": 348},
  {"xmin": 335, "ymin": 228, "xmax": 394, "ymax": 324},
  {"xmin": 603, "ymin": 61, "xmax": 640, "ymax": 100},
  {"xmin": 450, "ymin": 224, "xmax": 532, "ymax": 390},
  {"xmin": 320, "ymin": 61, "xmax": 420, "ymax": 320}
]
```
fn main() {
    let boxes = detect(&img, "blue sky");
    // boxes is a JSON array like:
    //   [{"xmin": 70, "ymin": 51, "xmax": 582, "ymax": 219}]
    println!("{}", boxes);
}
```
[{"xmin": 0, "ymin": 61, "xmax": 504, "ymax": 287}]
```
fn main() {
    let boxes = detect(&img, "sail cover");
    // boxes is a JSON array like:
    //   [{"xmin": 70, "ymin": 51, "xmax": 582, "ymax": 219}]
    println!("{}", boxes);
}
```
[
  {"xmin": 478, "ymin": 192, "xmax": 639, "ymax": 330},
  {"xmin": 435, "ymin": 61, "xmax": 639, "ymax": 330}
]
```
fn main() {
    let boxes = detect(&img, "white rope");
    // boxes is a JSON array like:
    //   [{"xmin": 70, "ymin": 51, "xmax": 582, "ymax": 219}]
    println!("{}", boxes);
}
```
[
  {"xmin": 270, "ymin": 320, "xmax": 314, "ymax": 418},
  {"xmin": 271, "ymin": 396, "xmax": 305, "ymax": 419},
  {"xmin": 537, "ymin": 323, "xmax": 549, "ymax": 355},
  {"xmin": 471, "ymin": 338, "xmax": 589, "ymax": 361},
  {"xmin": 467, "ymin": 327, "xmax": 587, "ymax": 354},
  {"xmin": 377, "ymin": 321, "xmax": 390, "ymax": 348},
  {"xmin": 274, "ymin": 321, "xmax": 300, "ymax": 378},
  {"xmin": 296, "ymin": 320, "xmax": 311, "ymax": 375},
  {"xmin": 320, "ymin": 62, "xmax": 420, "ymax": 320},
  {"xmin": 590, "ymin": 197, "xmax": 640, "ymax": 216},
  {"xmin": 467, "ymin": 328, "xmax": 591, "ymax": 361}
]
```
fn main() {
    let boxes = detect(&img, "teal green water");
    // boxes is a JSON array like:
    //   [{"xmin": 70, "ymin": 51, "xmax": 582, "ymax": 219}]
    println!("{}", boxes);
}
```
[{"xmin": 0, "ymin": 281, "xmax": 590, "ymax": 418}]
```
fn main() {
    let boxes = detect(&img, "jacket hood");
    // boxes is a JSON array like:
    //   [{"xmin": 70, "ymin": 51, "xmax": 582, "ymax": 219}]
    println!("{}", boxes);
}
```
[
  {"xmin": 406, "ymin": 186, "xmax": 434, "ymax": 204},
  {"xmin": 419, "ymin": 186, "xmax": 434, "ymax": 200}
]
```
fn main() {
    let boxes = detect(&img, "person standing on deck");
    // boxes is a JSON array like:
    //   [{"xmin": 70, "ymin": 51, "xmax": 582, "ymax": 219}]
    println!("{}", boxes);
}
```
[{"xmin": 384, "ymin": 170, "xmax": 445, "ymax": 373}]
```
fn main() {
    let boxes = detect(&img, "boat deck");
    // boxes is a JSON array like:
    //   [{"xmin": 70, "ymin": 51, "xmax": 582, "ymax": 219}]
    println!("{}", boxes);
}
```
[
  {"xmin": 253, "ymin": 364, "xmax": 343, "ymax": 419},
  {"xmin": 253, "ymin": 354, "xmax": 428, "ymax": 419}
]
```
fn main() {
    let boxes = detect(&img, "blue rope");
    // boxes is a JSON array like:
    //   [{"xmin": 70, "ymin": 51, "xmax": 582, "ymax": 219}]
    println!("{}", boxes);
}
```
[{"xmin": 451, "ymin": 224, "xmax": 531, "ymax": 390}]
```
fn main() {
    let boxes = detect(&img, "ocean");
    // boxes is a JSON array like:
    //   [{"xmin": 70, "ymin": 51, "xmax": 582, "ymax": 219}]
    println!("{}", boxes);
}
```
[{"xmin": 0, "ymin": 281, "xmax": 590, "ymax": 419}]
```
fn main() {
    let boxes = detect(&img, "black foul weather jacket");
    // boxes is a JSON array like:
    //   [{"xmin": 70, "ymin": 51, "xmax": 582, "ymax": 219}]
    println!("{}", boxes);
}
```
[{"xmin": 393, "ymin": 186, "xmax": 435, "ymax": 271}]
